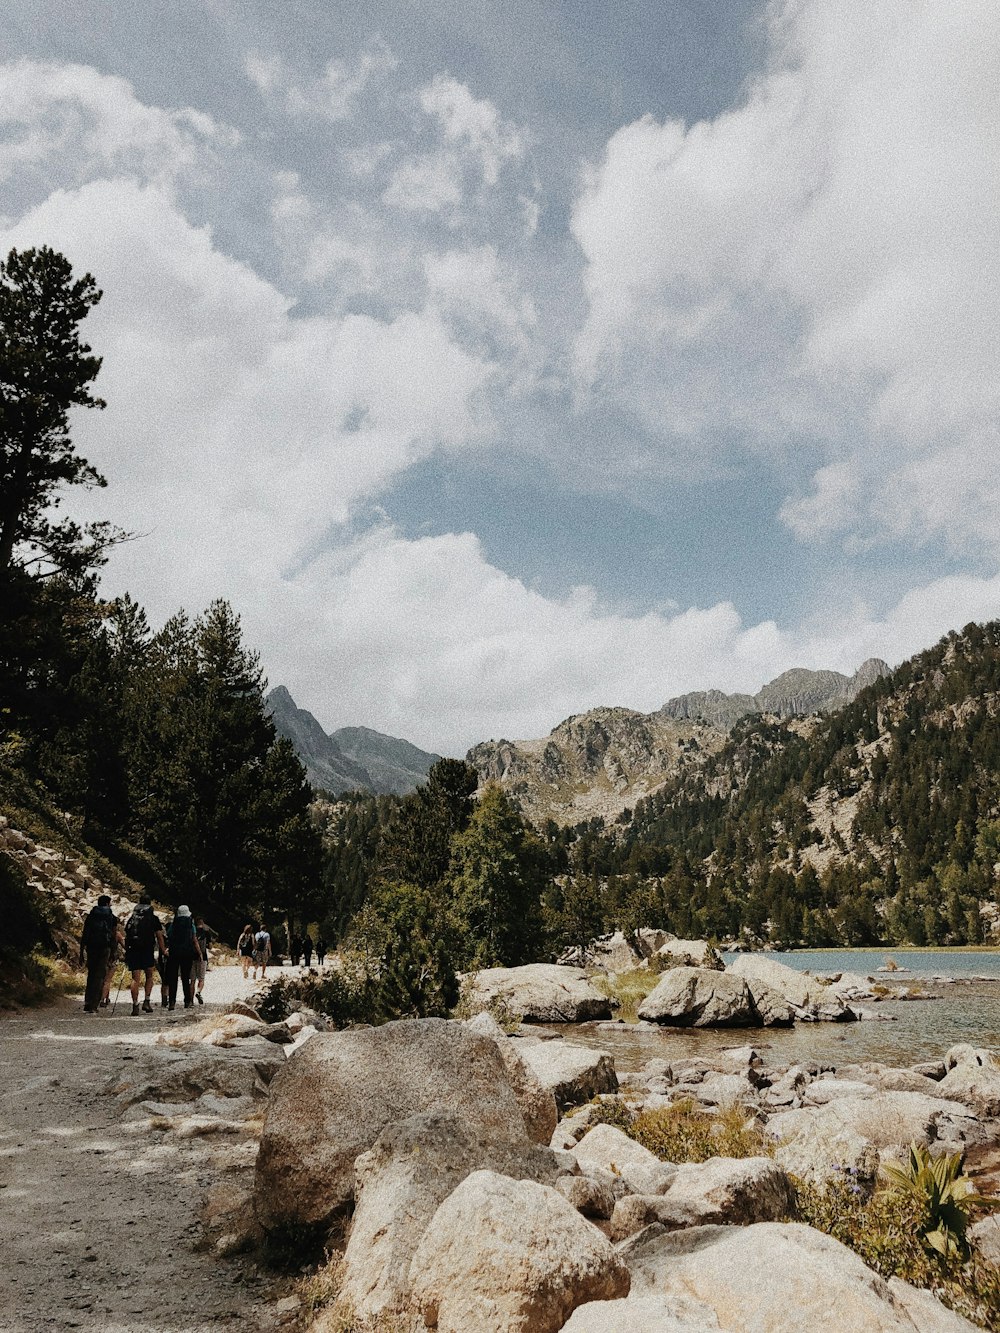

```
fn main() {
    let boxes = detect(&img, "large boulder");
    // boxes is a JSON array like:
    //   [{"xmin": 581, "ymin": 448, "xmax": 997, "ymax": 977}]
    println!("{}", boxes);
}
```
[
  {"xmin": 652, "ymin": 938, "xmax": 724, "ymax": 972},
  {"xmin": 254, "ymin": 1018, "xmax": 538, "ymax": 1234},
  {"xmin": 937, "ymin": 1047, "xmax": 1000, "ymax": 1116},
  {"xmin": 464, "ymin": 1012, "xmax": 558, "ymax": 1143},
  {"xmin": 620, "ymin": 1222, "xmax": 976, "ymax": 1332},
  {"xmin": 338, "ymin": 1111, "xmax": 567, "ymax": 1320},
  {"xmin": 728, "ymin": 955, "xmax": 853, "ymax": 1022},
  {"xmin": 772, "ymin": 1115, "xmax": 879, "ymax": 1185},
  {"xmin": 408, "ymin": 1169, "xmax": 631, "ymax": 1333},
  {"xmin": 768, "ymin": 1091, "xmax": 980, "ymax": 1164},
  {"xmin": 610, "ymin": 1157, "xmax": 795, "ymax": 1241},
  {"xmin": 637, "ymin": 967, "xmax": 759, "ymax": 1028},
  {"xmin": 463, "ymin": 964, "xmax": 612, "ymax": 1023},
  {"xmin": 516, "ymin": 1038, "xmax": 618, "ymax": 1111},
  {"xmin": 110, "ymin": 1043, "xmax": 284, "ymax": 1108},
  {"xmin": 563, "ymin": 1294, "xmax": 724, "ymax": 1331},
  {"xmin": 573, "ymin": 1123, "xmax": 661, "ymax": 1176}
]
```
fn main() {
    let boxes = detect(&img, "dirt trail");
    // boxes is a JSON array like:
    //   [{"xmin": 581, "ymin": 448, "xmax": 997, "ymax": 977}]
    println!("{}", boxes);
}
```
[{"xmin": 0, "ymin": 967, "xmax": 291, "ymax": 1333}]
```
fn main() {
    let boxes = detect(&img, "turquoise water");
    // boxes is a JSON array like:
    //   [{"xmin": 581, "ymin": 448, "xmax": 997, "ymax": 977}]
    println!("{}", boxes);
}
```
[
  {"xmin": 722, "ymin": 948, "xmax": 1000, "ymax": 982},
  {"xmin": 559, "ymin": 950, "xmax": 1000, "ymax": 1071}
]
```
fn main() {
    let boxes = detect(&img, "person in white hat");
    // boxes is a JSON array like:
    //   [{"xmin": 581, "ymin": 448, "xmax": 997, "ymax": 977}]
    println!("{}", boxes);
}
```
[{"xmin": 164, "ymin": 905, "xmax": 202, "ymax": 1009}]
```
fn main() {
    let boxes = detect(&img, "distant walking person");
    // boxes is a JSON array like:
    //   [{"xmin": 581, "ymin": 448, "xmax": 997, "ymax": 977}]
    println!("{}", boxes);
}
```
[
  {"xmin": 165, "ymin": 906, "xmax": 201, "ymax": 1009},
  {"xmin": 289, "ymin": 934, "xmax": 301, "ymax": 967},
  {"xmin": 315, "ymin": 936, "xmax": 327, "ymax": 968},
  {"xmin": 237, "ymin": 924, "xmax": 255, "ymax": 979},
  {"xmin": 79, "ymin": 895, "xmax": 117, "ymax": 1014},
  {"xmin": 302, "ymin": 934, "xmax": 313, "ymax": 968},
  {"xmin": 252, "ymin": 926, "xmax": 271, "ymax": 980},
  {"xmin": 191, "ymin": 916, "xmax": 210, "ymax": 1004},
  {"xmin": 123, "ymin": 895, "xmax": 166, "ymax": 1016}
]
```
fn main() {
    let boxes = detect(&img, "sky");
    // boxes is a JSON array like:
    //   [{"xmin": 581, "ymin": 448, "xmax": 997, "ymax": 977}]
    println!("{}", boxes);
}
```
[{"xmin": 3, "ymin": 0, "xmax": 1000, "ymax": 755}]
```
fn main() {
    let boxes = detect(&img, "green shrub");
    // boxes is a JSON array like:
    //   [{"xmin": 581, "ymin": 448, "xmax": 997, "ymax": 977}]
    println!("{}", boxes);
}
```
[
  {"xmin": 882, "ymin": 1142, "xmax": 996, "ymax": 1258},
  {"xmin": 793, "ymin": 1172, "xmax": 1000, "ymax": 1330},
  {"xmin": 590, "ymin": 968, "xmax": 659, "ymax": 1021},
  {"xmin": 590, "ymin": 1095, "xmax": 770, "ymax": 1163}
]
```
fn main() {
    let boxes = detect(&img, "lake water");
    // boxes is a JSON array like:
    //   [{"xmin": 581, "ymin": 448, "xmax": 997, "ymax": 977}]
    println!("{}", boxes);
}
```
[{"xmin": 552, "ymin": 949, "xmax": 1000, "ymax": 1071}]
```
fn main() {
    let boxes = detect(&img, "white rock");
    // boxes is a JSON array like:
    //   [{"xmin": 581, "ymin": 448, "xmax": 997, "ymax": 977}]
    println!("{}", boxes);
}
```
[
  {"xmin": 637, "ymin": 967, "xmax": 759, "ymax": 1028},
  {"xmin": 408, "ymin": 1170, "xmax": 631, "ymax": 1333},
  {"xmin": 562, "ymin": 1293, "xmax": 723, "ymax": 1331},
  {"xmin": 516, "ymin": 1038, "xmax": 618, "ymax": 1111},
  {"xmin": 573, "ymin": 1123, "xmax": 660, "ymax": 1175},
  {"xmin": 464, "ymin": 964, "xmax": 612, "ymax": 1023},
  {"xmin": 339, "ymin": 1110, "xmax": 566, "ymax": 1319},
  {"xmin": 621, "ymin": 1222, "xmax": 977, "ymax": 1332},
  {"xmin": 465, "ymin": 1013, "xmax": 558, "ymax": 1142},
  {"xmin": 610, "ymin": 1156, "xmax": 795, "ymax": 1240}
]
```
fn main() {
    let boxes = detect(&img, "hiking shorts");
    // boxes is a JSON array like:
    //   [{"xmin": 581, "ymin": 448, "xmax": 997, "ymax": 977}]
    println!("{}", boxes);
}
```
[
  {"xmin": 253, "ymin": 949, "xmax": 268, "ymax": 965},
  {"xmin": 125, "ymin": 949, "xmax": 155, "ymax": 972}
]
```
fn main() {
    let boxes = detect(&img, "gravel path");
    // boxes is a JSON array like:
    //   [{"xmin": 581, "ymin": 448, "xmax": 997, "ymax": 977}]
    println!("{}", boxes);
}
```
[{"xmin": 0, "ymin": 966, "xmax": 296, "ymax": 1333}]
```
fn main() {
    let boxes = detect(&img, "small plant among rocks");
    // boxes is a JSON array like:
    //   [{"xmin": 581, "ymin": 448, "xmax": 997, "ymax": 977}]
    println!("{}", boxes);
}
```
[
  {"xmin": 590, "ymin": 968, "xmax": 659, "ymax": 1022},
  {"xmin": 792, "ymin": 1150, "xmax": 1000, "ymax": 1330},
  {"xmin": 882, "ymin": 1142, "xmax": 997, "ymax": 1259},
  {"xmin": 591, "ymin": 1096, "xmax": 771, "ymax": 1163},
  {"xmin": 452, "ymin": 982, "xmax": 523, "ymax": 1033}
]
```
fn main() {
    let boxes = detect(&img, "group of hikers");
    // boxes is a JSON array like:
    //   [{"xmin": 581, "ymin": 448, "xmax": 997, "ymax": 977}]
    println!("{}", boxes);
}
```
[
  {"xmin": 235, "ymin": 924, "xmax": 327, "ymax": 979},
  {"xmin": 81, "ymin": 896, "xmax": 328, "ymax": 1011},
  {"xmin": 79, "ymin": 895, "xmax": 210, "ymax": 1015}
]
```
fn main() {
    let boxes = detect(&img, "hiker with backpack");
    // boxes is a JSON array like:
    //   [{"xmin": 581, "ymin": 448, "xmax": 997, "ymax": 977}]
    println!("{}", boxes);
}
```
[
  {"xmin": 252, "ymin": 926, "xmax": 271, "ymax": 980},
  {"xmin": 79, "ymin": 895, "xmax": 118, "ymax": 1014},
  {"xmin": 123, "ymin": 895, "xmax": 166, "ymax": 1016},
  {"xmin": 164, "ymin": 905, "xmax": 202, "ymax": 1009}
]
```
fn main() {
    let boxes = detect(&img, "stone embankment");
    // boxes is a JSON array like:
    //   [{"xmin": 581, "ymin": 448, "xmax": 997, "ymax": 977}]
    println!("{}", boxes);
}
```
[
  {"xmin": 512, "ymin": 935, "xmax": 898, "ymax": 1027},
  {"xmin": 10, "ymin": 959, "xmax": 996, "ymax": 1330},
  {"xmin": 198, "ymin": 992, "xmax": 992, "ymax": 1331}
]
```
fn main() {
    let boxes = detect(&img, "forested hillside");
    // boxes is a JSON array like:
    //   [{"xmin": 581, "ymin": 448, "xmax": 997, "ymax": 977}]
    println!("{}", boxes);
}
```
[
  {"xmin": 319, "ymin": 622, "xmax": 1000, "ymax": 952},
  {"xmin": 0, "ymin": 245, "xmax": 321, "ymax": 966}
]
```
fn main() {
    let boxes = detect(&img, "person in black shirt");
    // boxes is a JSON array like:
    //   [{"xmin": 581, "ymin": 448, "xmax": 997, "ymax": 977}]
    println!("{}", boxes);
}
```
[
  {"xmin": 79, "ymin": 895, "xmax": 117, "ymax": 1014},
  {"xmin": 123, "ymin": 895, "xmax": 166, "ymax": 1016}
]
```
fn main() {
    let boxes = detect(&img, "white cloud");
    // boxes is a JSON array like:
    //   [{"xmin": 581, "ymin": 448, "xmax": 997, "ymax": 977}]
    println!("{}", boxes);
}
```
[
  {"xmin": 1, "ymin": 175, "xmax": 492, "ymax": 612},
  {"xmin": 0, "ymin": 59, "xmax": 232, "ymax": 188},
  {"xmin": 384, "ymin": 76, "xmax": 525, "ymax": 216},
  {"xmin": 572, "ymin": 0, "xmax": 1000, "ymax": 550},
  {"xmin": 244, "ymin": 39, "xmax": 397, "ymax": 121},
  {"xmin": 419, "ymin": 75, "xmax": 524, "ymax": 186},
  {"xmin": 250, "ymin": 525, "xmax": 1000, "ymax": 755}
]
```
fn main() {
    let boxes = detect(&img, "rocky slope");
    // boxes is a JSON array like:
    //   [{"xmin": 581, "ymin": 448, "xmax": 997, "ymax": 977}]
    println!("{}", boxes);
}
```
[
  {"xmin": 658, "ymin": 659, "xmax": 890, "ymax": 727},
  {"xmin": 467, "ymin": 660, "xmax": 890, "ymax": 826},
  {"xmin": 266, "ymin": 686, "xmax": 438, "ymax": 796},
  {"xmin": 332, "ymin": 725, "xmax": 440, "ymax": 796}
]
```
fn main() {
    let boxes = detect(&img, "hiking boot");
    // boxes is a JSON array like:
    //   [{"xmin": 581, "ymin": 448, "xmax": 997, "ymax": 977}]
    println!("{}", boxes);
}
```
[
  {"xmin": 195, "ymin": 993, "xmax": 203, "ymax": 1004},
  {"xmin": 184, "ymin": 1001, "xmax": 193, "ymax": 1008},
  {"xmin": 142, "ymin": 1000, "xmax": 153, "ymax": 1013},
  {"xmin": 131, "ymin": 1003, "xmax": 140, "ymax": 1016}
]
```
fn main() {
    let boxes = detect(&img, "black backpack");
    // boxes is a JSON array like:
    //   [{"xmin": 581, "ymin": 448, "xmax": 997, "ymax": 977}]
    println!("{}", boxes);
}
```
[
  {"xmin": 169, "ymin": 916, "xmax": 196, "ymax": 952},
  {"xmin": 125, "ymin": 906, "xmax": 156, "ymax": 952},
  {"xmin": 82, "ymin": 908, "xmax": 114, "ymax": 953}
]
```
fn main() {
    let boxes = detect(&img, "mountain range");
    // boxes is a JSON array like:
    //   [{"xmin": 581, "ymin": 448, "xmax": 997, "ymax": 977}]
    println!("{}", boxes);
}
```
[
  {"xmin": 266, "ymin": 687, "xmax": 441, "ymax": 796},
  {"xmin": 466, "ymin": 660, "xmax": 890, "ymax": 825}
]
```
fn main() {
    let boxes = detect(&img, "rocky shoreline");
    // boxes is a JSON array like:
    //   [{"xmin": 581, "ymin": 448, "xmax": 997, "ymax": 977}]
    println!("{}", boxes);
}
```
[
  {"xmin": 8, "ymin": 959, "xmax": 998, "ymax": 1331},
  {"xmin": 123, "ymin": 959, "xmax": 999, "ymax": 1332}
]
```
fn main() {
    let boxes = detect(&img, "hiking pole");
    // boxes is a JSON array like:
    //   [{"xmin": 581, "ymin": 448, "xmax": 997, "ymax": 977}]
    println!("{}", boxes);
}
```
[{"xmin": 110, "ymin": 961, "xmax": 127, "ymax": 1016}]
